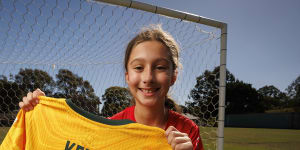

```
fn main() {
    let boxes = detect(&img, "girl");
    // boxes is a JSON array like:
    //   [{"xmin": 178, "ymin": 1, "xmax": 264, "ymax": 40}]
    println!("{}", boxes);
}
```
[{"xmin": 19, "ymin": 25, "xmax": 204, "ymax": 150}]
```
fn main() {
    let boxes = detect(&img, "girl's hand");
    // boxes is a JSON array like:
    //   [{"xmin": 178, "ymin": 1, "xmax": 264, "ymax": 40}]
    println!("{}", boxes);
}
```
[
  {"xmin": 18, "ymin": 89, "xmax": 45, "ymax": 112},
  {"xmin": 166, "ymin": 126, "xmax": 193, "ymax": 150}
]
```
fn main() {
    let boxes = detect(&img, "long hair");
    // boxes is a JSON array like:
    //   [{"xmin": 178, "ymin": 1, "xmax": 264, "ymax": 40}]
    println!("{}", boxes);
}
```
[{"xmin": 124, "ymin": 25, "xmax": 182, "ymax": 113}]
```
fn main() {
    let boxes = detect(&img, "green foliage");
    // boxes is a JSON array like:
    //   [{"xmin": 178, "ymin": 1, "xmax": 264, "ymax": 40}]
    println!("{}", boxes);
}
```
[
  {"xmin": 186, "ymin": 67, "xmax": 235, "ymax": 123},
  {"xmin": 101, "ymin": 86, "xmax": 132, "ymax": 117},
  {"xmin": 54, "ymin": 69, "xmax": 100, "ymax": 114},
  {"xmin": 1, "ymin": 69, "xmax": 55, "ymax": 113},
  {"xmin": 180, "ymin": 105, "xmax": 188, "ymax": 114},
  {"xmin": 258, "ymin": 85, "xmax": 282, "ymax": 98},
  {"xmin": 226, "ymin": 80, "xmax": 264, "ymax": 114},
  {"xmin": 14, "ymin": 68, "xmax": 55, "ymax": 96},
  {"xmin": 258, "ymin": 85, "xmax": 287, "ymax": 110},
  {"xmin": 187, "ymin": 67, "xmax": 265, "ymax": 118},
  {"xmin": 286, "ymin": 75, "xmax": 300, "ymax": 106},
  {"xmin": 187, "ymin": 68, "xmax": 299, "ymax": 116},
  {"xmin": 0, "ymin": 76, "xmax": 22, "ymax": 113},
  {"xmin": 0, "ymin": 68, "xmax": 100, "ymax": 115}
]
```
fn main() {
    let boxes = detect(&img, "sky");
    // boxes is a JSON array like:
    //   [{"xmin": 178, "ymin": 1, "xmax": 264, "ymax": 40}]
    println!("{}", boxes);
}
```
[
  {"xmin": 1, "ymin": 0, "xmax": 221, "ymax": 105},
  {"xmin": 136, "ymin": 0, "xmax": 300, "ymax": 92},
  {"xmin": 0, "ymin": 0, "xmax": 299, "ymax": 102}
]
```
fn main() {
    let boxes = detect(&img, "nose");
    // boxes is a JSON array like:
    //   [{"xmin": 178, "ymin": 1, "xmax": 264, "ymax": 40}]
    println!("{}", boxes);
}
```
[{"xmin": 142, "ymin": 67, "xmax": 154, "ymax": 84}]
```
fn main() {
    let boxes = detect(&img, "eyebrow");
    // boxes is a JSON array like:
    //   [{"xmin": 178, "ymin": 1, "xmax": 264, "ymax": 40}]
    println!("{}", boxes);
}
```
[{"xmin": 129, "ymin": 58, "xmax": 170, "ymax": 65}]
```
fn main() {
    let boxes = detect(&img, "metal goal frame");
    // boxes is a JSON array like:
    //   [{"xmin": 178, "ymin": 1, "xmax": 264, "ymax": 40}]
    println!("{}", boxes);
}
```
[{"xmin": 94, "ymin": 0, "xmax": 228, "ymax": 149}]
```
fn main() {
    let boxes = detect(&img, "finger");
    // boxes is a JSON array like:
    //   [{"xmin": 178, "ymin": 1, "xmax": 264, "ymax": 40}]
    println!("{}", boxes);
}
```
[
  {"xmin": 171, "ymin": 136, "xmax": 190, "ymax": 149},
  {"xmin": 27, "ymin": 92, "xmax": 34, "ymax": 104},
  {"xmin": 167, "ymin": 131, "xmax": 182, "ymax": 146},
  {"xmin": 36, "ymin": 88, "xmax": 45, "ymax": 96},
  {"xmin": 32, "ymin": 90, "xmax": 38, "ymax": 99},
  {"xmin": 22, "ymin": 96, "xmax": 29, "ymax": 106},
  {"xmin": 174, "ymin": 142, "xmax": 193, "ymax": 150},
  {"xmin": 166, "ymin": 126, "xmax": 179, "ymax": 145},
  {"xmin": 19, "ymin": 101, "xmax": 31, "ymax": 112},
  {"xmin": 35, "ymin": 89, "xmax": 45, "ymax": 103},
  {"xmin": 166, "ymin": 126, "xmax": 178, "ymax": 137},
  {"xmin": 19, "ymin": 101, "xmax": 24, "ymax": 109},
  {"xmin": 28, "ymin": 91, "xmax": 40, "ymax": 106},
  {"xmin": 32, "ymin": 90, "xmax": 40, "ymax": 105},
  {"xmin": 22, "ymin": 96, "xmax": 34, "ymax": 111},
  {"xmin": 167, "ymin": 129, "xmax": 191, "ymax": 150}
]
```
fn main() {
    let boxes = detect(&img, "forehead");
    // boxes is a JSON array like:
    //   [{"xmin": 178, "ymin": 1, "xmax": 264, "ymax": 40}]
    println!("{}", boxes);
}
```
[{"xmin": 129, "ymin": 41, "xmax": 171, "ymax": 62}]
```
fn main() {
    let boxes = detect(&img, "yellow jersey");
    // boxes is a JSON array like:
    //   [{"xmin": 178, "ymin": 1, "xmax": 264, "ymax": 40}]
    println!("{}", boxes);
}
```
[{"xmin": 0, "ymin": 96, "xmax": 171, "ymax": 150}]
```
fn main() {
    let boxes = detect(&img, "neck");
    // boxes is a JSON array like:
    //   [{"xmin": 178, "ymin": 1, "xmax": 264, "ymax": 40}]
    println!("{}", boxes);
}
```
[{"xmin": 134, "ymin": 103, "xmax": 168, "ymax": 129}]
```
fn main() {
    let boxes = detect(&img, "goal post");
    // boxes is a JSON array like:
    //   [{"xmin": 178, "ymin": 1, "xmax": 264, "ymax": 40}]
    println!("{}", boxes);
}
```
[
  {"xmin": 0, "ymin": 0, "xmax": 227, "ymax": 149},
  {"xmin": 95, "ymin": 1, "xmax": 228, "ymax": 149}
]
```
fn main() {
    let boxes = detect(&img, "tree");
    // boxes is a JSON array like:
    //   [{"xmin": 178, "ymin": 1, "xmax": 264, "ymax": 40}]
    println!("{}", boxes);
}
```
[
  {"xmin": 14, "ymin": 68, "xmax": 55, "ymax": 96},
  {"xmin": 226, "ymin": 80, "xmax": 264, "ymax": 114},
  {"xmin": 101, "ymin": 86, "xmax": 132, "ymax": 117},
  {"xmin": 55, "ymin": 69, "xmax": 100, "ymax": 114},
  {"xmin": 180, "ymin": 105, "xmax": 189, "ymax": 114},
  {"xmin": 186, "ymin": 67, "xmax": 235, "ymax": 125},
  {"xmin": 258, "ymin": 85, "xmax": 281, "ymax": 98},
  {"xmin": 258, "ymin": 85, "xmax": 286, "ymax": 110},
  {"xmin": 187, "ymin": 66, "xmax": 265, "ymax": 121},
  {"xmin": 286, "ymin": 75, "xmax": 300, "ymax": 106},
  {"xmin": 0, "ymin": 75, "xmax": 22, "ymax": 113}
]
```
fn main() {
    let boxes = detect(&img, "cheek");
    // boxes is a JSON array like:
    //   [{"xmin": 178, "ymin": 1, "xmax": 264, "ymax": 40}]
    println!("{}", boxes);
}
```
[
  {"xmin": 158, "ymin": 73, "xmax": 173, "ymax": 86},
  {"xmin": 127, "ymin": 71, "xmax": 140, "ymax": 85}
]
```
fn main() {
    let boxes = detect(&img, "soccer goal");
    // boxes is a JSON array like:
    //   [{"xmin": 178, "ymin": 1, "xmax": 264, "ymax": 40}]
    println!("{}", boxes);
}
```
[{"xmin": 0, "ymin": 0, "xmax": 227, "ymax": 149}]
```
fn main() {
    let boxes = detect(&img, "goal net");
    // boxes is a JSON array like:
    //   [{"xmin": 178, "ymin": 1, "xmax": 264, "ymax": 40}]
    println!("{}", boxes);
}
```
[{"xmin": 0, "ymin": 0, "xmax": 227, "ymax": 149}]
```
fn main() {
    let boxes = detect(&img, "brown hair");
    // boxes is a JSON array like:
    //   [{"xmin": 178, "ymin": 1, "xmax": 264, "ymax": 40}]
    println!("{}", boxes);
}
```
[
  {"xmin": 124, "ymin": 25, "xmax": 181, "ymax": 71},
  {"xmin": 124, "ymin": 25, "xmax": 181, "ymax": 113}
]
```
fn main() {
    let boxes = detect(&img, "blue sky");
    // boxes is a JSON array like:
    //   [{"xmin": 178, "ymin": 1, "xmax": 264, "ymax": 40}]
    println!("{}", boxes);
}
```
[
  {"xmin": 136, "ymin": 0, "xmax": 300, "ymax": 92},
  {"xmin": 1, "ymin": 0, "xmax": 220, "ymax": 105},
  {"xmin": 0, "ymin": 0, "xmax": 299, "ymax": 105}
]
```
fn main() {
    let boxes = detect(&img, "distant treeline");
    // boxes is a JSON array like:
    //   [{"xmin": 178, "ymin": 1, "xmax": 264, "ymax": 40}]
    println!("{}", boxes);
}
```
[{"xmin": 0, "ymin": 67, "xmax": 299, "ymax": 126}]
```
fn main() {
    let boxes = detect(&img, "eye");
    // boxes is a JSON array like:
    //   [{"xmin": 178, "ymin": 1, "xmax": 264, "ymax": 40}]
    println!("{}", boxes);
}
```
[
  {"xmin": 134, "ymin": 66, "xmax": 143, "ymax": 71},
  {"xmin": 156, "ymin": 66, "xmax": 167, "ymax": 70}
]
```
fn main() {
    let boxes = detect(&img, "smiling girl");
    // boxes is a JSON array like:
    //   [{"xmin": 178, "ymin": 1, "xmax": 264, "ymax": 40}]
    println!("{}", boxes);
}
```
[{"xmin": 19, "ymin": 25, "xmax": 204, "ymax": 150}]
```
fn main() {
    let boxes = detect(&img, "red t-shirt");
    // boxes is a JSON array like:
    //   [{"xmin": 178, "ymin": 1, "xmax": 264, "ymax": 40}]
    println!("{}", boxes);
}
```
[{"xmin": 109, "ymin": 106, "xmax": 204, "ymax": 150}]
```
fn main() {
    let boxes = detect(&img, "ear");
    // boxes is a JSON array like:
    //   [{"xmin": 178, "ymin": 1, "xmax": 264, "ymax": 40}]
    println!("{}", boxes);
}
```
[
  {"xmin": 170, "ymin": 70, "xmax": 178, "ymax": 86},
  {"xmin": 125, "ymin": 72, "xmax": 129, "ymax": 83}
]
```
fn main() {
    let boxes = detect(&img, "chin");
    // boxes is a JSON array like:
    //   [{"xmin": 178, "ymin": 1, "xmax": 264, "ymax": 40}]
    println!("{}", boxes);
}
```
[
  {"xmin": 137, "ymin": 98, "xmax": 164, "ymax": 108},
  {"xmin": 139, "ymin": 100, "xmax": 157, "ymax": 107}
]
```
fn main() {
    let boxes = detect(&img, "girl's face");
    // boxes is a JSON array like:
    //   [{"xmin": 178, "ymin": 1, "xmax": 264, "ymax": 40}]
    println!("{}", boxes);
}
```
[{"xmin": 126, "ymin": 40, "xmax": 177, "ymax": 108}]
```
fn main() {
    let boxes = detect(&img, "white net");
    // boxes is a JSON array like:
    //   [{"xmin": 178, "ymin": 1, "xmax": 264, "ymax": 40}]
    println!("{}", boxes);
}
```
[{"xmin": 0, "ymin": 0, "xmax": 221, "ymax": 149}]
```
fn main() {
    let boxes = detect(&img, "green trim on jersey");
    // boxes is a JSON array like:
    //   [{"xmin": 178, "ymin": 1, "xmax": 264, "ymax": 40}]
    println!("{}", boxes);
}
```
[{"xmin": 66, "ymin": 99, "xmax": 135, "ymax": 125}]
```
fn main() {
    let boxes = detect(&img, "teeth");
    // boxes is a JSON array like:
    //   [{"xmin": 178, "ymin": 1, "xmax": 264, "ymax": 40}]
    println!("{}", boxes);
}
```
[{"xmin": 142, "ymin": 89, "xmax": 155, "ymax": 93}]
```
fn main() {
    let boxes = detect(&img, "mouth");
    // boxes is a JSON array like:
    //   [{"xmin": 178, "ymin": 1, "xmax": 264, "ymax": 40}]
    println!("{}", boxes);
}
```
[{"xmin": 139, "ymin": 88, "xmax": 160, "ymax": 96}]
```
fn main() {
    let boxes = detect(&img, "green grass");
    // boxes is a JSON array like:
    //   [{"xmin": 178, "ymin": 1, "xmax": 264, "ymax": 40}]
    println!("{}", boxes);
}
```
[
  {"xmin": 0, "ymin": 127, "xmax": 9, "ymax": 144},
  {"xmin": 265, "ymin": 107, "xmax": 300, "ymax": 113},
  {"xmin": 224, "ymin": 127, "xmax": 300, "ymax": 150},
  {"xmin": 1, "ymin": 127, "xmax": 300, "ymax": 150}
]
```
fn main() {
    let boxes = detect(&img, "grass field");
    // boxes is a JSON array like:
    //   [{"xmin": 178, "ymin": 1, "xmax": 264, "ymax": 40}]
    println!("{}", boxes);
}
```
[
  {"xmin": 1, "ymin": 127, "xmax": 300, "ymax": 149},
  {"xmin": 0, "ymin": 127, "xmax": 9, "ymax": 144},
  {"xmin": 224, "ymin": 127, "xmax": 300, "ymax": 150}
]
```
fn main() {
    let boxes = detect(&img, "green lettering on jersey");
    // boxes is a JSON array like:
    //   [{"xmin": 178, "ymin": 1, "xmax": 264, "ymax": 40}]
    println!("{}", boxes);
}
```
[
  {"xmin": 65, "ymin": 140, "xmax": 76, "ymax": 150},
  {"xmin": 76, "ymin": 145, "xmax": 84, "ymax": 150},
  {"xmin": 65, "ymin": 140, "xmax": 89, "ymax": 150}
]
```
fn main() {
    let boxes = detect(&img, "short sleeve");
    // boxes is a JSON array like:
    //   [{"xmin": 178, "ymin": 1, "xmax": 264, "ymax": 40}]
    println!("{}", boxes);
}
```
[{"xmin": 190, "ymin": 126, "xmax": 204, "ymax": 150}]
